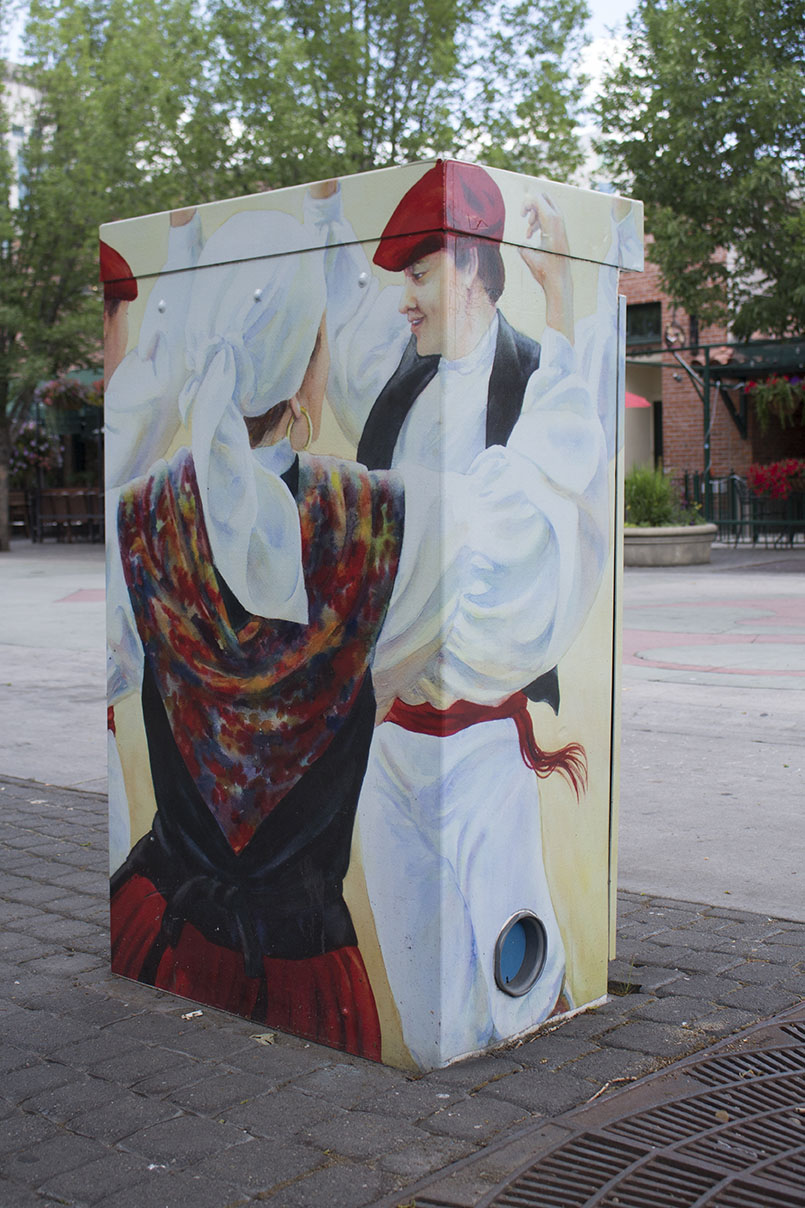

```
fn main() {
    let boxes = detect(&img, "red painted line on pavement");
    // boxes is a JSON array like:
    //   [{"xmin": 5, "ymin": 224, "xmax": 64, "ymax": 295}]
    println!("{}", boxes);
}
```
[
  {"xmin": 624, "ymin": 656, "xmax": 803, "ymax": 677},
  {"xmin": 623, "ymin": 629, "xmax": 805, "ymax": 649},
  {"xmin": 622, "ymin": 626, "xmax": 805, "ymax": 676},
  {"xmin": 57, "ymin": 589, "xmax": 105, "ymax": 603}
]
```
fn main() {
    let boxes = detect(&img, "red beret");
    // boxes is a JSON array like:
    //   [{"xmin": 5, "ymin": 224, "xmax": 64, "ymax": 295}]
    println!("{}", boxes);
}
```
[
  {"xmin": 373, "ymin": 161, "xmax": 506, "ymax": 272},
  {"xmin": 99, "ymin": 241, "xmax": 138, "ymax": 302}
]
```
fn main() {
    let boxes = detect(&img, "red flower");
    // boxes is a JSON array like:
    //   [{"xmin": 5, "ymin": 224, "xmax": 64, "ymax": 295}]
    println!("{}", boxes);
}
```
[{"xmin": 747, "ymin": 459, "xmax": 805, "ymax": 499}]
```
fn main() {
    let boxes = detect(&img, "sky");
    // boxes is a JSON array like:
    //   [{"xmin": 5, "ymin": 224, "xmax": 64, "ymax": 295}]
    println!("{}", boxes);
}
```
[{"xmin": 586, "ymin": 0, "xmax": 637, "ymax": 40}]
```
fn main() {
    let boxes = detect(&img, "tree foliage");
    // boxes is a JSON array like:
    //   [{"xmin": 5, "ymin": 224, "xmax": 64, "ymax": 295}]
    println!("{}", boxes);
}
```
[
  {"xmin": 210, "ymin": 0, "xmax": 590, "ymax": 191},
  {"xmin": 0, "ymin": 0, "xmax": 591, "ymax": 546},
  {"xmin": 210, "ymin": 0, "xmax": 464, "ymax": 188},
  {"xmin": 596, "ymin": 0, "xmax": 805, "ymax": 339},
  {"xmin": 459, "ymin": 0, "xmax": 590, "ymax": 179},
  {"xmin": 0, "ymin": 0, "xmax": 221, "ymax": 546}
]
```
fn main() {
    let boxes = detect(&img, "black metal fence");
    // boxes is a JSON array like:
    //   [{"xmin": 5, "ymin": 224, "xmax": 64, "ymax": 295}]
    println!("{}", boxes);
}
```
[{"xmin": 681, "ymin": 472, "xmax": 805, "ymax": 546}]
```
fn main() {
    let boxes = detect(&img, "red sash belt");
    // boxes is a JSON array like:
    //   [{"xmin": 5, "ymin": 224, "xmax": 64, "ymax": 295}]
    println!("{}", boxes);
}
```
[
  {"xmin": 386, "ymin": 692, "xmax": 542, "ymax": 772},
  {"xmin": 384, "ymin": 693, "xmax": 587, "ymax": 796}
]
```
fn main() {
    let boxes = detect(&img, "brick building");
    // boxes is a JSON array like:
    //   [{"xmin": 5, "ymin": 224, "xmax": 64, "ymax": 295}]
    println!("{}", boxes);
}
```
[{"xmin": 619, "ymin": 237, "xmax": 805, "ymax": 480}]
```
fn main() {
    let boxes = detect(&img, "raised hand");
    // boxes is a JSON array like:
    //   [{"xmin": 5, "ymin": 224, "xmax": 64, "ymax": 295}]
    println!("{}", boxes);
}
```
[
  {"xmin": 308, "ymin": 179, "xmax": 338, "ymax": 200},
  {"xmin": 170, "ymin": 206, "xmax": 197, "ymax": 228},
  {"xmin": 519, "ymin": 192, "xmax": 574, "ymax": 343}
]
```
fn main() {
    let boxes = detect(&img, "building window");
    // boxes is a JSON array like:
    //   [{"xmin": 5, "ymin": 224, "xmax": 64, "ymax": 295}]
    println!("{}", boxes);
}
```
[
  {"xmin": 626, "ymin": 302, "xmax": 662, "ymax": 347},
  {"xmin": 689, "ymin": 315, "xmax": 700, "ymax": 351}
]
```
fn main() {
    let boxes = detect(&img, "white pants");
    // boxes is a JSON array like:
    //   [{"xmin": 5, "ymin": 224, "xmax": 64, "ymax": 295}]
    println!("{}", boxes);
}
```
[{"xmin": 357, "ymin": 716, "xmax": 565, "ymax": 1069}]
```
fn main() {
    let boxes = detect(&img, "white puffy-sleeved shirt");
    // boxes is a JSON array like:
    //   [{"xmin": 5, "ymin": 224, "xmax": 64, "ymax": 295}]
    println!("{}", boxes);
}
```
[
  {"xmin": 373, "ymin": 327, "xmax": 609, "ymax": 712},
  {"xmin": 304, "ymin": 189, "xmax": 610, "ymax": 712},
  {"xmin": 107, "ymin": 328, "xmax": 609, "ymax": 718},
  {"xmin": 576, "ymin": 207, "xmax": 644, "ymax": 462}
]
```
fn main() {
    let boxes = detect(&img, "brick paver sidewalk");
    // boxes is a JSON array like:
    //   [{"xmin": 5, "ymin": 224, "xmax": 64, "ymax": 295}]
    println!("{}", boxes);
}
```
[{"xmin": 2, "ymin": 774, "xmax": 803, "ymax": 1207}]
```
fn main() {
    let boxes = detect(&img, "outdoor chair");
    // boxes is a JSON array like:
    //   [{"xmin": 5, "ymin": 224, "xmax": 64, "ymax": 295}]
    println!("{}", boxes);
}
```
[{"xmin": 8, "ymin": 490, "xmax": 30, "ymax": 539}]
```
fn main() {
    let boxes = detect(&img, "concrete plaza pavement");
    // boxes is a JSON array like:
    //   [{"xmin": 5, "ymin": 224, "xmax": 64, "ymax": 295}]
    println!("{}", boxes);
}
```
[
  {"xmin": 1, "ymin": 537, "xmax": 803, "ymax": 919},
  {"xmin": 0, "ymin": 542, "xmax": 106, "ymax": 795},
  {"xmin": 618, "ymin": 544, "xmax": 805, "ymax": 921},
  {"xmin": 0, "ymin": 537, "xmax": 803, "ymax": 1207}
]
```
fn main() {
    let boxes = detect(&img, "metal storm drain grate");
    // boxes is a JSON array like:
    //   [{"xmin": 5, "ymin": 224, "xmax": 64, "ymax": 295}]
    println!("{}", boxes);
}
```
[{"xmin": 481, "ymin": 1008, "xmax": 805, "ymax": 1208}]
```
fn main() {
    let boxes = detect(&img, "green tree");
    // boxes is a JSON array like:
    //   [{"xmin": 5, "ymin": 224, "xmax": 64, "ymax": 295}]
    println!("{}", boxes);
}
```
[
  {"xmin": 0, "ymin": 0, "xmax": 223, "ymax": 548},
  {"xmin": 210, "ymin": 0, "xmax": 590, "ymax": 192},
  {"xmin": 0, "ymin": 0, "xmax": 591, "ymax": 547},
  {"xmin": 459, "ymin": 0, "xmax": 590, "ymax": 179},
  {"xmin": 596, "ymin": 0, "xmax": 805, "ymax": 339}
]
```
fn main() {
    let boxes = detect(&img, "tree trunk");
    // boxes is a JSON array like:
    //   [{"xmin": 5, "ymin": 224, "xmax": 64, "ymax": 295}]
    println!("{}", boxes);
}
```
[{"xmin": 0, "ymin": 418, "xmax": 10, "ymax": 552}]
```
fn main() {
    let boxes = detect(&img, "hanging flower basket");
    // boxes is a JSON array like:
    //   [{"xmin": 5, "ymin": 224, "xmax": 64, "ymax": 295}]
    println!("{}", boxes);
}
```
[
  {"xmin": 9, "ymin": 421, "xmax": 63, "ymax": 488},
  {"xmin": 34, "ymin": 376, "xmax": 105, "ymax": 436},
  {"xmin": 35, "ymin": 377, "xmax": 104, "ymax": 413},
  {"xmin": 746, "ymin": 375, "xmax": 805, "ymax": 434}
]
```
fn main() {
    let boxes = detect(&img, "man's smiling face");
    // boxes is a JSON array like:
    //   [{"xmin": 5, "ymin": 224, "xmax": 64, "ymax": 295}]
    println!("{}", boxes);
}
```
[
  {"xmin": 398, "ymin": 250, "xmax": 450, "ymax": 358},
  {"xmin": 397, "ymin": 243, "xmax": 491, "ymax": 361}
]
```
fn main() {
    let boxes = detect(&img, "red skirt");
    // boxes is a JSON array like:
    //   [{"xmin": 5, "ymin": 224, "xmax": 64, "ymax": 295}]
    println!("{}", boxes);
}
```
[{"xmin": 110, "ymin": 873, "xmax": 381, "ymax": 1061}]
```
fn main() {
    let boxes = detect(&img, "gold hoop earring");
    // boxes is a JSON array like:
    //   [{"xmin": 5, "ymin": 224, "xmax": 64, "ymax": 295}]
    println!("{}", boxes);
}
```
[{"xmin": 286, "ymin": 405, "xmax": 313, "ymax": 451}]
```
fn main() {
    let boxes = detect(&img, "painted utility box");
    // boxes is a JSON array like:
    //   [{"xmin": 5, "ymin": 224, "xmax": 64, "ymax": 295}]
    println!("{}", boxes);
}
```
[{"xmin": 103, "ymin": 160, "xmax": 643, "ymax": 1070}]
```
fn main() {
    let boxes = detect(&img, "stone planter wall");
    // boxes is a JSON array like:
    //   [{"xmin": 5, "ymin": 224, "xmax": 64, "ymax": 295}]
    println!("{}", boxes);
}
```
[{"xmin": 623, "ymin": 523, "xmax": 718, "ymax": 567}]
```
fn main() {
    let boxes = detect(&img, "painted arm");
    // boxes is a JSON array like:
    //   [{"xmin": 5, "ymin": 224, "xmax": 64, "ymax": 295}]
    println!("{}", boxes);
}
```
[
  {"xmin": 104, "ymin": 210, "xmax": 203, "ymax": 489},
  {"xmin": 304, "ymin": 184, "xmax": 409, "ymax": 447},
  {"xmin": 576, "ymin": 203, "xmax": 644, "ymax": 462},
  {"xmin": 520, "ymin": 192, "xmax": 575, "ymax": 344}
]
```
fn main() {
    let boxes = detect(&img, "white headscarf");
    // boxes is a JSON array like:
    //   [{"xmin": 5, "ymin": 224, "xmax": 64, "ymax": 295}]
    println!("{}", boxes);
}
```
[{"xmin": 178, "ymin": 210, "xmax": 326, "ymax": 625}]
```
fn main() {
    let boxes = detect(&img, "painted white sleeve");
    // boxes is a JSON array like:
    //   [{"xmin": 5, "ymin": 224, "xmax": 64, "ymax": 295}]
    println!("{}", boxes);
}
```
[
  {"xmin": 304, "ymin": 190, "xmax": 409, "ymax": 446},
  {"xmin": 576, "ymin": 213, "xmax": 631, "ymax": 462},
  {"xmin": 106, "ymin": 486, "xmax": 143, "ymax": 705},
  {"xmin": 373, "ymin": 329, "xmax": 610, "ymax": 709},
  {"xmin": 105, "ymin": 214, "xmax": 203, "ymax": 489}
]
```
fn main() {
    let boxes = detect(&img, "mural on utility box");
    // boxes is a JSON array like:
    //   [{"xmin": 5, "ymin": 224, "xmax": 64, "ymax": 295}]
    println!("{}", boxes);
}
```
[{"xmin": 104, "ymin": 160, "xmax": 642, "ymax": 1070}]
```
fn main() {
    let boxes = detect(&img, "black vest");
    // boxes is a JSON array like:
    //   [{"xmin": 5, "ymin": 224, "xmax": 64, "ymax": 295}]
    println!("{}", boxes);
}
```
[{"xmin": 357, "ymin": 314, "xmax": 560, "ymax": 714}]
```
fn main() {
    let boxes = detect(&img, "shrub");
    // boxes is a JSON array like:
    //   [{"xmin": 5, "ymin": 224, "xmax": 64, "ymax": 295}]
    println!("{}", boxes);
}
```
[{"xmin": 624, "ymin": 464, "xmax": 701, "ymax": 527}]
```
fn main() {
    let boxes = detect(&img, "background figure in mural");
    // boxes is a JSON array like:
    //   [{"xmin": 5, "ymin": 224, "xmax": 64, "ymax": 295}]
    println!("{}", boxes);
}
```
[
  {"xmin": 104, "ymin": 208, "xmax": 203, "ymax": 493},
  {"xmin": 576, "ymin": 197, "xmax": 644, "ymax": 463},
  {"xmin": 307, "ymin": 164, "xmax": 609, "ymax": 1066},
  {"xmin": 104, "ymin": 210, "xmax": 203, "ymax": 872},
  {"xmin": 105, "ymin": 213, "xmax": 406, "ymax": 1059},
  {"xmin": 102, "ymin": 244, "xmax": 138, "ymax": 389}
]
